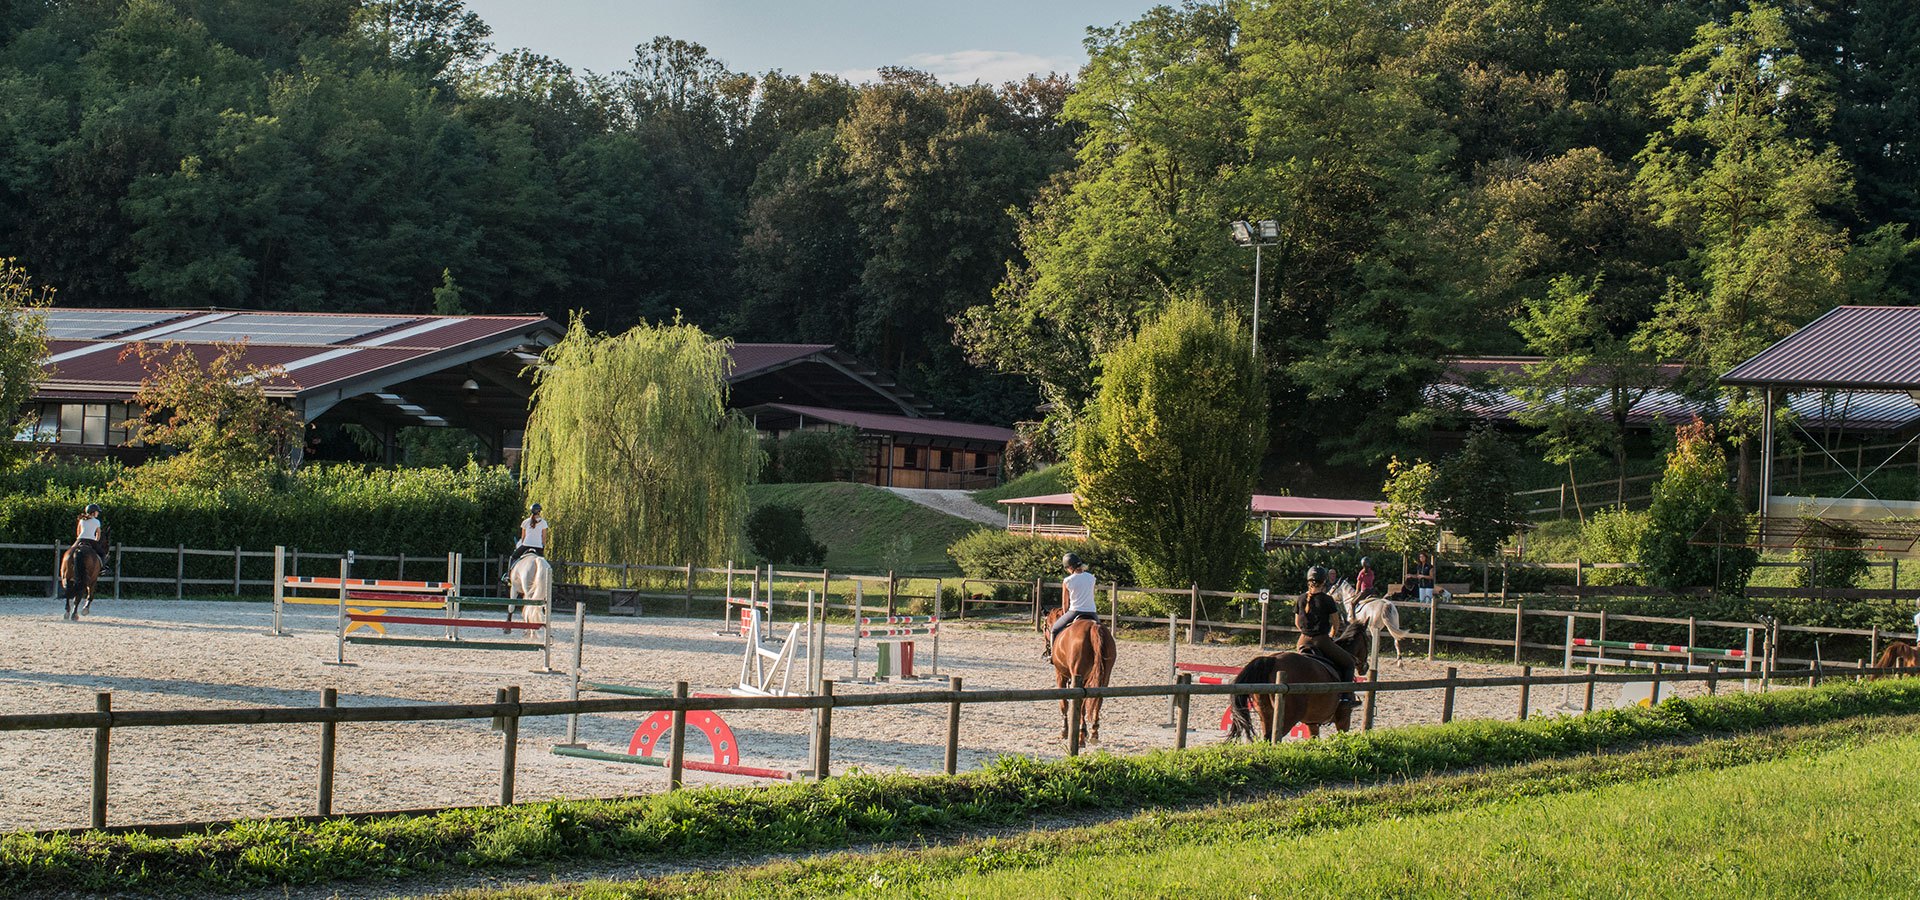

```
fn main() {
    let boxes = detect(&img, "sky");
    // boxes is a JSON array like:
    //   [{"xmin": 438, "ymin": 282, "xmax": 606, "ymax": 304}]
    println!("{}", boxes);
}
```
[{"xmin": 459, "ymin": 0, "xmax": 1159, "ymax": 84}]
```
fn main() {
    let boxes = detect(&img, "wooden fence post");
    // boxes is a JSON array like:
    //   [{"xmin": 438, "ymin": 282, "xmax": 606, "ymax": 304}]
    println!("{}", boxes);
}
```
[
  {"xmin": 1513, "ymin": 599, "xmax": 1525, "ymax": 665},
  {"xmin": 1067, "ymin": 676, "xmax": 1085, "ymax": 756},
  {"xmin": 668, "ymin": 681, "xmax": 688, "ymax": 791},
  {"xmin": 1517, "ymin": 665, "xmax": 1532, "ymax": 720},
  {"xmin": 1584, "ymin": 663, "xmax": 1597, "ymax": 713},
  {"xmin": 1174, "ymin": 673, "xmax": 1192, "ymax": 749},
  {"xmin": 113, "ymin": 545, "xmax": 122, "ymax": 600},
  {"xmin": 684, "ymin": 563, "xmax": 695, "ymax": 616},
  {"xmin": 944, "ymin": 677, "xmax": 964, "ymax": 775},
  {"xmin": 1188, "ymin": 583, "xmax": 1200, "ymax": 644},
  {"xmin": 812, "ymin": 680, "xmax": 834, "ymax": 779},
  {"xmin": 886, "ymin": 570, "xmax": 897, "ymax": 618},
  {"xmin": 497, "ymin": 687, "xmax": 520, "ymax": 805},
  {"xmin": 318, "ymin": 688, "xmax": 337, "ymax": 816},
  {"xmin": 91, "ymin": 692, "xmax": 111, "ymax": 829},
  {"xmin": 1440, "ymin": 667, "xmax": 1457, "ymax": 724},
  {"xmin": 1426, "ymin": 593, "xmax": 1438, "ymax": 661},
  {"xmin": 233, "ymin": 546, "xmax": 242, "ymax": 596},
  {"xmin": 175, "ymin": 543, "xmax": 185, "ymax": 600},
  {"xmin": 1706, "ymin": 661, "xmax": 1719, "ymax": 696}
]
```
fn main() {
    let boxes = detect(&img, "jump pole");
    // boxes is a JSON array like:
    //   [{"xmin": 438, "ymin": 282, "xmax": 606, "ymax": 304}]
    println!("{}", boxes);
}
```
[
  {"xmin": 564, "ymin": 602, "xmax": 586, "ymax": 746},
  {"xmin": 328, "ymin": 559, "xmax": 352, "ymax": 667},
  {"xmin": 271, "ymin": 546, "xmax": 286, "ymax": 636}
]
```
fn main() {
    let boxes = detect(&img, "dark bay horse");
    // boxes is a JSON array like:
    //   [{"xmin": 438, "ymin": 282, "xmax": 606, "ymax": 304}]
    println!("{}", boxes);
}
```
[
  {"xmin": 1042, "ymin": 609, "xmax": 1116, "ymax": 744},
  {"xmin": 1226, "ymin": 623, "xmax": 1372, "ymax": 741},
  {"xmin": 59, "ymin": 544, "xmax": 102, "ymax": 620}
]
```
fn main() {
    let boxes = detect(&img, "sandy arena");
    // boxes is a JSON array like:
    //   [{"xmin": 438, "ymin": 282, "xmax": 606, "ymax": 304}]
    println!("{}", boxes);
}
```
[{"xmin": 0, "ymin": 596, "xmax": 1720, "ymax": 832}]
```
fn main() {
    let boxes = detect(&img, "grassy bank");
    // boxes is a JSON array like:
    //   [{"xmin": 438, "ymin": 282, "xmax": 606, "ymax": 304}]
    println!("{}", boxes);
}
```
[
  {"xmin": 746, "ymin": 482, "xmax": 982, "ymax": 575},
  {"xmin": 473, "ymin": 711, "xmax": 1918, "ymax": 898},
  {"xmin": 3, "ymin": 680, "xmax": 1918, "ymax": 895}
]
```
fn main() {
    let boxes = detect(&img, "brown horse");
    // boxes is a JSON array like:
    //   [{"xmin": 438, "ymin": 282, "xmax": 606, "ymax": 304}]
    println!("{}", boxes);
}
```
[
  {"xmin": 1042, "ymin": 609, "xmax": 1116, "ymax": 744},
  {"xmin": 58, "ymin": 543, "xmax": 102, "ymax": 621},
  {"xmin": 1226, "ymin": 623, "xmax": 1372, "ymax": 741},
  {"xmin": 1870, "ymin": 640, "xmax": 1918, "ymax": 677}
]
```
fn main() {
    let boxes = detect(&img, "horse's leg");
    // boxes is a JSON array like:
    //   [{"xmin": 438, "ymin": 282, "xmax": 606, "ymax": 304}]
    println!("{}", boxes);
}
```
[{"xmin": 1056, "ymin": 666, "xmax": 1070, "ymax": 740}]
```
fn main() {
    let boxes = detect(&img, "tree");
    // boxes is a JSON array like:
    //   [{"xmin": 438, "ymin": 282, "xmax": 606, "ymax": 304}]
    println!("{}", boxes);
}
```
[
  {"xmin": 1509, "ymin": 274, "xmax": 1665, "ymax": 512},
  {"xmin": 1639, "ymin": 419, "xmax": 1757, "ymax": 594},
  {"xmin": 1433, "ymin": 427, "xmax": 1526, "ymax": 559},
  {"xmin": 431, "ymin": 268, "xmax": 465, "ymax": 314},
  {"xmin": 1634, "ymin": 5, "xmax": 1913, "ymax": 501},
  {"xmin": 521, "ymin": 316, "xmax": 758, "ymax": 568},
  {"xmin": 122, "ymin": 340, "xmax": 303, "ymax": 487},
  {"xmin": 745, "ymin": 503, "xmax": 826, "ymax": 567},
  {"xmin": 1073, "ymin": 298, "xmax": 1265, "ymax": 594},
  {"xmin": 0, "ymin": 259, "xmax": 51, "ymax": 464},
  {"xmin": 1376, "ymin": 456, "xmax": 1440, "ymax": 577}
]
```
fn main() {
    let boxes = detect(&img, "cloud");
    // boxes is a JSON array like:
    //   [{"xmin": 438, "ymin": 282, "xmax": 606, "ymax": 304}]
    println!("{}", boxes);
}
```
[{"xmin": 838, "ymin": 49, "xmax": 1075, "ymax": 86}]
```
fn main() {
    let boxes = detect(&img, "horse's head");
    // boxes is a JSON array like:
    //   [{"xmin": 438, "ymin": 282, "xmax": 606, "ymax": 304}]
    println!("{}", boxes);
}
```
[
  {"xmin": 1039, "ymin": 607, "xmax": 1063, "ymax": 634},
  {"xmin": 1337, "ymin": 621, "xmax": 1371, "ymax": 677}
]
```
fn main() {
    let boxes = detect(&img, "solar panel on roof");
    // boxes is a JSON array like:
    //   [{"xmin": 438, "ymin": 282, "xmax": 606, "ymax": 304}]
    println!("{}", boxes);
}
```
[
  {"xmin": 36, "ymin": 309, "xmax": 182, "ymax": 340},
  {"xmin": 162, "ymin": 313, "xmax": 406, "ymax": 345}
]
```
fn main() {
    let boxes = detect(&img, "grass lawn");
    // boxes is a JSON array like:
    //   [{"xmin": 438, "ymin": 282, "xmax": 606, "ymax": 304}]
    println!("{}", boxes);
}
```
[
  {"xmin": 442, "ymin": 704, "xmax": 1920, "ymax": 900},
  {"xmin": 748, "ymin": 482, "xmax": 985, "ymax": 575}
]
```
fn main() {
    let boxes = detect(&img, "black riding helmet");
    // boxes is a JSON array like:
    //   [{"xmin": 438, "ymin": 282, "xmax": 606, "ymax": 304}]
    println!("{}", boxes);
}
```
[
  {"xmin": 1359, "ymin": 556, "xmax": 1371, "ymax": 567},
  {"xmin": 529, "ymin": 502, "xmax": 542, "ymax": 513},
  {"xmin": 1306, "ymin": 565, "xmax": 1329, "ymax": 585},
  {"xmin": 84, "ymin": 503, "xmax": 101, "ymax": 516},
  {"xmin": 1062, "ymin": 552, "xmax": 1084, "ymax": 570}
]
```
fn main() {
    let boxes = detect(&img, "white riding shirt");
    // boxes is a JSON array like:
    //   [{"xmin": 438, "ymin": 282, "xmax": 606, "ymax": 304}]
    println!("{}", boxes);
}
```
[
  {"xmin": 517, "ymin": 517, "xmax": 547, "ymax": 549},
  {"xmin": 1064, "ymin": 570, "xmax": 1098, "ymax": 613},
  {"xmin": 76, "ymin": 517, "xmax": 102, "ymax": 541}
]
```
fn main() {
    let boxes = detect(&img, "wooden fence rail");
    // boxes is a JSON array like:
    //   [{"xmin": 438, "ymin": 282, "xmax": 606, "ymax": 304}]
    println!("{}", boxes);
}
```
[{"xmin": 3, "ymin": 660, "xmax": 1901, "ymax": 833}]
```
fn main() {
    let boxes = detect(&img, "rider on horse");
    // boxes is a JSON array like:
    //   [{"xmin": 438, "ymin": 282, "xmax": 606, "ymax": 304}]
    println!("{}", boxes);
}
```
[
  {"xmin": 1042, "ymin": 553, "xmax": 1100, "ymax": 659},
  {"xmin": 73, "ymin": 503, "xmax": 109, "ymax": 566},
  {"xmin": 1297, "ymin": 565, "xmax": 1359, "ymax": 707},
  {"xmin": 503, "ymin": 502, "xmax": 546, "ymax": 580},
  {"xmin": 1354, "ymin": 557, "xmax": 1378, "ymax": 599}
]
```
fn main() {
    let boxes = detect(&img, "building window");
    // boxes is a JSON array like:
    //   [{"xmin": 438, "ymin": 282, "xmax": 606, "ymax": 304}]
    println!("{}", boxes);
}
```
[
  {"xmin": 936, "ymin": 449, "xmax": 952, "ymax": 471},
  {"xmin": 29, "ymin": 402, "xmax": 141, "ymax": 447},
  {"xmin": 902, "ymin": 446, "xmax": 920, "ymax": 469}
]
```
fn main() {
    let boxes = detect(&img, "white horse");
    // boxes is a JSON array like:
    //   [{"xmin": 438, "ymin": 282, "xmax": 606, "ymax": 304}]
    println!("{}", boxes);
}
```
[
  {"xmin": 507, "ymin": 553, "xmax": 552, "ymax": 626},
  {"xmin": 1333, "ymin": 581, "xmax": 1416, "ymax": 662}
]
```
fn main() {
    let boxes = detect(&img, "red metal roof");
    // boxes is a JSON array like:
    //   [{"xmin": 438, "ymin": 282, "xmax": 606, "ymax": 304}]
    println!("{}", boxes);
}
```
[
  {"xmin": 1722, "ymin": 306, "xmax": 1920, "ymax": 390},
  {"xmin": 998, "ymin": 493, "xmax": 1394, "ymax": 519},
  {"xmin": 757, "ymin": 403, "xmax": 1013, "ymax": 443},
  {"xmin": 727, "ymin": 343, "xmax": 834, "ymax": 379},
  {"xmin": 31, "ymin": 308, "xmax": 557, "ymax": 400}
]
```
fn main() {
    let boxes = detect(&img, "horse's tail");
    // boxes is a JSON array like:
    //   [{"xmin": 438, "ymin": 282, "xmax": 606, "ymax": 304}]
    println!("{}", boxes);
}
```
[
  {"xmin": 1227, "ymin": 655, "xmax": 1282, "ymax": 742},
  {"xmin": 58, "ymin": 547, "xmax": 84, "ymax": 600}
]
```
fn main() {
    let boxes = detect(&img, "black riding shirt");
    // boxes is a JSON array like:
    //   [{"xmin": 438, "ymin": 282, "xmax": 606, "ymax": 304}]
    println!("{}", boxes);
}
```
[{"xmin": 1296, "ymin": 590, "xmax": 1338, "ymax": 637}]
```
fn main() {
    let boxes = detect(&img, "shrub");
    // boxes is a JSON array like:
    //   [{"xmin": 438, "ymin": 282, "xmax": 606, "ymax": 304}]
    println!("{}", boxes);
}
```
[
  {"xmin": 947, "ymin": 529, "xmax": 1135, "ymax": 586},
  {"xmin": 745, "ymin": 503, "xmax": 827, "ymax": 566},
  {"xmin": 768, "ymin": 427, "xmax": 865, "ymax": 483},
  {"xmin": 1264, "ymin": 547, "xmax": 1405, "ymax": 594},
  {"xmin": 0, "ymin": 461, "xmax": 520, "ymax": 587},
  {"xmin": 1640, "ymin": 420, "xmax": 1756, "ymax": 594},
  {"xmin": 1433, "ymin": 427, "xmax": 1526, "ymax": 559},
  {"xmin": 1579, "ymin": 506, "xmax": 1649, "ymax": 585},
  {"xmin": 1793, "ymin": 519, "xmax": 1869, "ymax": 589}
]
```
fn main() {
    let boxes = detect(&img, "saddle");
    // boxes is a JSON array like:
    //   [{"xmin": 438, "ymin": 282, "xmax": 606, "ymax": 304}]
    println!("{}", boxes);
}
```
[{"xmin": 1295, "ymin": 647, "xmax": 1344, "ymax": 681}]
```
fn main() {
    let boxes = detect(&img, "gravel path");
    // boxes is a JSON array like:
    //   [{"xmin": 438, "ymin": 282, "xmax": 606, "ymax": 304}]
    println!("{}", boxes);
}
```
[
  {"xmin": 884, "ymin": 487, "xmax": 1006, "ymax": 525},
  {"xmin": 0, "ymin": 596, "xmax": 1714, "ymax": 836}
]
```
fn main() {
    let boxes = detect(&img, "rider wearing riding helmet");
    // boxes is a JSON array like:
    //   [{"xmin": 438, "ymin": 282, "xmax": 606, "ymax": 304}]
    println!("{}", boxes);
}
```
[
  {"xmin": 73, "ymin": 503, "xmax": 109, "ymax": 561},
  {"xmin": 1355, "ymin": 557, "xmax": 1378, "ymax": 599},
  {"xmin": 507, "ymin": 503, "xmax": 547, "ymax": 570},
  {"xmin": 1296, "ymin": 566, "xmax": 1358, "ymax": 707},
  {"xmin": 1042, "ymin": 553, "xmax": 1101, "ymax": 659}
]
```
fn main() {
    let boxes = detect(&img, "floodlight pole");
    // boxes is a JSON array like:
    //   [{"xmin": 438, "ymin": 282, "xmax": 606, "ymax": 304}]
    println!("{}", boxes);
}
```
[
  {"xmin": 1759, "ymin": 389, "xmax": 1774, "ymax": 529},
  {"xmin": 1251, "ymin": 243, "xmax": 1262, "ymax": 356}
]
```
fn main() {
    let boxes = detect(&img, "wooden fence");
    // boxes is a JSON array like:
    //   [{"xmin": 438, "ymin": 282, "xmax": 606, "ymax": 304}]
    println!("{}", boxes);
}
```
[
  {"xmin": 0, "ymin": 542, "xmax": 504, "ymax": 600},
  {"xmin": 3, "ymin": 660, "xmax": 1900, "ymax": 834}
]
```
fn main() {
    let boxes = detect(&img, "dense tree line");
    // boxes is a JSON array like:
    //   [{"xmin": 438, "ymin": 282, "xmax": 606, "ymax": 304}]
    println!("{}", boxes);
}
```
[{"xmin": 2, "ymin": 0, "xmax": 1917, "ymax": 465}]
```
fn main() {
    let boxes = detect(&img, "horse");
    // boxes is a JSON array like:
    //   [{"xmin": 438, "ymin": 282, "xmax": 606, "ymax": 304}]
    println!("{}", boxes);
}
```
[
  {"xmin": 1225, "ymin": 621, "xmax": 1372, "ymax": 742},
  {"xmin": 1870, "ymin": 640, "xmax": 1918, "ymax": 677},
  {"xmin": 505, "ymin": 553, "xmax": 552, "ymax": 629},
  {"xmin": 1041, "ymin": 609, "xmax": 1116, "ymax": 744},
  {"xmin": 58, "ymin": 543, "xmax": 102, "ymax": 621},
  {"xmin": 1332, "ymin": 581, "xmax": 1415, "ymax": 663}
]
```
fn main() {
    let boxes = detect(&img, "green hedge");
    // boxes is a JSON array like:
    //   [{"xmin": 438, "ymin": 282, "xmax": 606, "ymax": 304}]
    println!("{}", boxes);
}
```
[
  {"xmin": 947, "ymin": 529, "xmax": 1136, "ymax": 587},
  {"xmin": 1, "ymin": 462, "xmax": 520, "ymax": 590}
]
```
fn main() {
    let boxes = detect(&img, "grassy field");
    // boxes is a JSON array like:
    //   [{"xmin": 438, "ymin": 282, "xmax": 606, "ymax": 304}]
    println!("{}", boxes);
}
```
[
  {"xmin": 747, "ymin": 482, "xmax": 984, "ymax": 575},
  {"xmin": 970, "ymin": 465, "xmax": 1069, "ymax": 505},
  {"xmin": 457, "ymin": 708, "xmax": 1919, "ymax": 899}
]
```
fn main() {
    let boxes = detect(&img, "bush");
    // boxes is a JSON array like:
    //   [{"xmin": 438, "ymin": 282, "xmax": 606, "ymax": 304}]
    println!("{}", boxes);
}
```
[
  {"xmin": 766, "ymin": 428, "xmax": 865, "ymax": 483},
  {"xmin": 745, "ymin": 503, "xmax": 827, "ymax": 566},
  {"xmin": 0, "ymin": 460, "xmax": 520, "ymax": 587},
  {"xmin": 1579, "ymin": 506, "xmax": 1649, "ymax": 586},
  {"xmin": 1264, "ymin": 547, "xmax": 1405, "ymax": 593},
  {"xmin": 947, "ymin": 529, "xmax": 1136, "ymax": 586},
  {"xmin": 1793, "ymin": 519, "xmax": 1869, "ymax": 589},
  {"xmin": 1640, "ymin": 421, "xmax": 1756, "ymax": 594}
]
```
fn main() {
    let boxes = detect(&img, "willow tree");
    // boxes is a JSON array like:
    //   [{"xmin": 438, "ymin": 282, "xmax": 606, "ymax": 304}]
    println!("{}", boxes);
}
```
[
  {"xmin": 1073, "ymin": 298, "xmax": 1266, "ymax": 598},
  {"xmin": 523, "ymin": 317, "xmax": 758, "ymax": 568}
]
